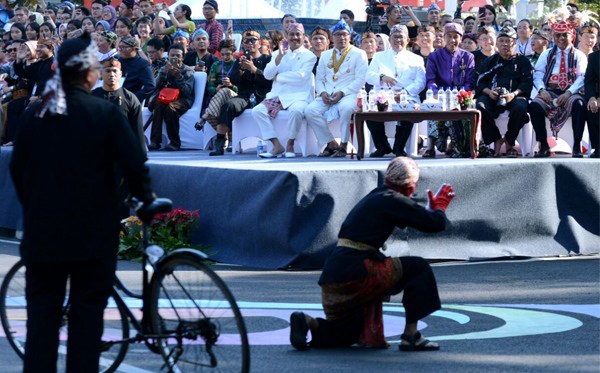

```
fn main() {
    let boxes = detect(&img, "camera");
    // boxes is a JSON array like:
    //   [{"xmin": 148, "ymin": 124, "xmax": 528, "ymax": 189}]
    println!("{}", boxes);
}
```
[{"xmin": 496, "ymin": 87, "xmax": 508, "ymax": 108}]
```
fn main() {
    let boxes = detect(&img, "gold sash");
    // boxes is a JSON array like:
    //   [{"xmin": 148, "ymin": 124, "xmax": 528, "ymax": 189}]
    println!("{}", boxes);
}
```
[
  {"xmin": 331, "ymin": 45, "xmax": 352, "ymax": 81},
  {"xmin": 337, "ymin": 238, "xmax": 377, "ymax": 251}
]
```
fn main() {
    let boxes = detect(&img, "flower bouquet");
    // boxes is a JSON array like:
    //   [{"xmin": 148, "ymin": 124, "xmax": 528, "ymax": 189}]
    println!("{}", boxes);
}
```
[
  {"xmin": 373, "ymin": 90, "xmax": 391, "ymax": 112},
  {"xmin": 119, "ymin": 207, "xmax": 210, "ymax": 261},
  {"xmin": 457, "ymin": 89, "xmax": 474, "ymax": 110}
]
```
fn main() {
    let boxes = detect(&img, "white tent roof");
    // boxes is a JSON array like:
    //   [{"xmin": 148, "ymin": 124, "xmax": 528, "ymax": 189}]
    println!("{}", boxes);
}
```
[
  {"xmin": 317, "ymin": 0, "xmax": 367, "ymax": 20},
  {"xmin": 169, "ymin": 0, "xmax": 284, "ymax": 19}
]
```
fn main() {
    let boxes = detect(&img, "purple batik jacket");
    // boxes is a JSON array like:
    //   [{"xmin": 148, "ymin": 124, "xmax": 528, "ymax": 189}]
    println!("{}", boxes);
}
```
[{"xmin": 426, "ymin": 47, "xmax": 475, "ymax": 93}]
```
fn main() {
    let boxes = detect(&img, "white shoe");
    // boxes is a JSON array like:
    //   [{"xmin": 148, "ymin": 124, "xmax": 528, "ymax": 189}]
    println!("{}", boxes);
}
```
[
  {"xmin": 284, "ymin": 152, "xmax": 296, "ymax": 158},
  {"xmin": 258, "ymin": 152, "xmax": 282, "ymax": 158}
]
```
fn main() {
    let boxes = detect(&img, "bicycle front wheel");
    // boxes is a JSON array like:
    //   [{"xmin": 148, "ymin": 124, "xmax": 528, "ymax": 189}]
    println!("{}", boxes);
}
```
[
  {"xmin": 150, "ymin": 253, "xmax": 250, "ymax": 373},
  {"xmin": 0, "ymin": 260, "xmax": 130, "ymax": 373}
]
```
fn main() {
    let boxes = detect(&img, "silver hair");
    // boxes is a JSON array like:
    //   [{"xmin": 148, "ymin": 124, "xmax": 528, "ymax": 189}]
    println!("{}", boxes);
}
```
[{"xmin": 384, "ymin": 157, "xmax": 420, "ymax": 189}]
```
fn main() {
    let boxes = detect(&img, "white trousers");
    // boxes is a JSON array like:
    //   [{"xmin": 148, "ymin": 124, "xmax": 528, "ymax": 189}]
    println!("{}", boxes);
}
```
[
  {"xmin": 304, "ymin": 94, "xmax": 357, "ymax": 148},
  {"xmin": 252, "ymin": 100, "xmax": 309, "ymax": 141}
]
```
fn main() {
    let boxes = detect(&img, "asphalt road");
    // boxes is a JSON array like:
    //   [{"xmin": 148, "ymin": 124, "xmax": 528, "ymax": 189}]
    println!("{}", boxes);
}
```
[{"xmin": 0, "ymin": 239, "xmax": 598, "ymax": 373}]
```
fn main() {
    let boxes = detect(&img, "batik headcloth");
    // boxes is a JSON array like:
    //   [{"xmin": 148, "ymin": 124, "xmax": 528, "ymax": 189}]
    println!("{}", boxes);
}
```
[
  {"xmin": 192, "ymin": 28, "xmax": 209, "ymax": 41},
  {"xmin": 242, "ymin": 28, "xmax": 260, "ymax": 39},
  {"xmin": 101, "ymin": 57, "xmax": 121, "ymax": 69},
  {"xmin": 331, "ymin": 18, "xmax": 351, "ymax": 34},
  {"xmin": 287, "ymin": 23, "xmax": 305, "ymax": 34},
  {"xmin": 173, "ymin": 29, "xmax": 190, "ymax": 40},
  {"xmin": 390, "ymin": 24, "xmax": 408, "ymax": 37},
  {"xmin": 428, "ymin": 3, "xmax": 441, "ymax": 13},
  {"xmin": 37, "ymin": 38, "xmax": 56, "ymax": 49},
  {"xmin": 100, "ymin": 31, "xmax": 118, "ymax": 46}
]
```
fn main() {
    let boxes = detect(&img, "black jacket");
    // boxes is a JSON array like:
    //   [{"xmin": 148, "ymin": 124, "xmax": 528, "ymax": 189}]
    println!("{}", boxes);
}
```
[
  {"xmin": 119, "ymin": 54, "xmax": 157, "ymax": 103},
  {"xmin": 230, "ymin": 54, "xmax": 272, "ymax": 103},
  {"xmin": 14, "ymin": 57, "xmax": 54, "ymax": 96},
  {"xmin": 476, "ymin": 53, "xmax": 533, "ymax": 99},
  {"xmin": 10, "ymin": 85, "xmax": 154, "ymax": 264},
  {"xmin": 585, "ymin": 50, "xmax": 599, "ymax": 101}
]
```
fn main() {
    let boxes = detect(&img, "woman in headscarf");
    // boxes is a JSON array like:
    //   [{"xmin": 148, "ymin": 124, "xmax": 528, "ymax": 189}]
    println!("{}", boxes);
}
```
[
  {"xmin": 102, "ymin": 5, "xmax": 117, "ymax": 31},
  {"xmin": 375, "ymin": 33, "xmax": 390, "ymax": 52},
  {"xmin": 95, "ymin": 20, "xmax": 111, "ymax": 33},
  {"xmin": 22, "ymin": 41, "xmax": 38, "ymax": 66}
]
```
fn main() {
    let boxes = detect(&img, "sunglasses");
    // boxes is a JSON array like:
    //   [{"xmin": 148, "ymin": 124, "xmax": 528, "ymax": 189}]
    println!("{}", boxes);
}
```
[
  {"xmin": 243, "ymin": 38, "xmax": 258, "ymax": 44},
  {"xmin": 6, "ymin": 48, "xmax": 16, "ymax": 52}
]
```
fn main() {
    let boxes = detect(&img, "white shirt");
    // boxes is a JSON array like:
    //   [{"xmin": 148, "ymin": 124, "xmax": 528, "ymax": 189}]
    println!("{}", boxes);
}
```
[
  {"xmin": 315, "ymin": 45, "xmax": 368, "ymax": 97},
  {"xmin": 263, "ymin": 46, "xmax": 317, "ymax": 108},
  {"xmin": 533, "ymin": 47, "xmax": 587, "ymax": 95},
  {"xmin": 365, "ymin": 48, "xmax": 426, "ymax": 103},
  {"xmin": 516, "ymin": 38, "xmax": 533, "ymax": 57}
]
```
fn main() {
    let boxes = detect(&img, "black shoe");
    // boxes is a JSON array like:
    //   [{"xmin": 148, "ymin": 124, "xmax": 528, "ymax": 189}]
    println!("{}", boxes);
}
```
[
  {"xmin": 164, "ymin": 143, "xmax": 180, "ymax": 151},
  {"xmin": 572, "ymin": 148, "xmax": 583, "ymax": 158},
  {"xmin": 195, "ymin": 118, "xmax": 206, "ymax": 131},
  {"xmin": 395, "ymin": 150, "xmax": 408, "ymax": 157},
  {"xmin": 370, "ymin": 144, "xmax": 393, "ymax": 158},
  {"xmin": 534, "ymin": 146, "xmax": 551, "ymax": 158},
  {"xmin": 591, "ymin": 150, "xmax": 599, "ymax": 158},
  {"xmin": 289, "ymin": 312, "xmax": 310, "ymax": 351},
  {"xmin": 209, "ymin": 137, "xmax": 225, "ymax": 156},
  {"xmin": 422, "ymin": 148, "xmax": 436, "ymax": 158},
  {"xmin": 148, "ymin": 142, "xmax": 161, "ymax": 151}
]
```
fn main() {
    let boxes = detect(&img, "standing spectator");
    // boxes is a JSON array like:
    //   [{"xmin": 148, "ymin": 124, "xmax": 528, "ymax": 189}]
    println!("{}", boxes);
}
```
[
  {"xmin": 25, "ymin": 23, "xmax": 40, "ymax": 41},
  {"xmin": 155, "ymin": 4, "xmax": 195, "ymax": 36},
  {"xmin": 14, "ymin": 6, "xmax": 30, "ymax": 27},
  {"xmin": 118, "ymin": 36, "xmax": 156, "ymax": 102},
  {"xmin": 10, "ymin": 36, "xmax": 154, "ymax": 373},
  {"xmin": 74, "ymin": 6, "xmax": 90, "ymax": 21},
  {"xmin": 253, "ymin": 22, "xmax": 316, "ymax": 158},
  {"xmin": 578, "ymin": 26, "xmax": 598, "ymax": 56},
  {"xmin": 196, "ymin": 0, "xmax": 223, "ymax": 55},
  {"xmin": 424, "ymin": 23, "xmax": 475, "ymax": 158},
  {"xmin": 136, "ymin": 16, "xmax": 153, "ymax": 53},
  {"xmin": 147, "ymin": 37, "xmax": 167, "ymax": 77},
  {"xmin": 10, "ymin": 23, "xmax": 26, "ymax": 41},
  {"xmin": 81, "ymin": 16, "xmax": 96, "ymax": 34},
  {"xmin": 476, "ymin": 5, "xmax": 499, "ymax": 32},
  {"xmin": 365, "ymin": 25, "xmax": 426, "ymax": 157},
  {"xmin": 92, "ymin": 57, "xmax": 145, "ymax": 153},
  {"xmin": 102, "ymin": 5, "xmax": 117, "ymax": 31},
  {"xmin": 172, "ymin": 29, "xmax": 190, "ymax": 53},
  {"xmin": 413, "ymin": 26, "xmax": 435, "ymax": 66},
  {"xmin": 91, "ymin": 0, "xmax": 107, "ymax": 21},
  {"xmin": 476, "ymin": 26, "xmax": 532, "ymax": 157},
  {"xmin": 585, "ymin": 49, "xmax": 599, "ymax": 157},
  {"xmin": 441, "ymin": 14, "xmax": 454, "ymax": 26},
  {"xmin": 432, "ymin": 27, "xmax": 445, "ymax": 49},
  {"xmin": 528, "ymin": 29, "xmax": 550, "ymax": 68},
  {"xmin": 44, "ymin": 4, "xmax": 59, "ymax": 23},
  {"xmin": 464, "ymin": 16, "xmax": 476, "ymax": 33},
  {"xmin": 119, "ymin": 0, "xmax": 135, "ymax": 20},
  {"xmin": 516, "ymin": 19, "xmax": 533, "ymax": 56},
  {"xmin": 529, "ymin": 18, "xmax": 588, "ymax": 158},
  {"xmin": 139, "ymin": 0, "xmax": 155, "ymax": 19},
  {"xmin": 427, "ymin": 3, "xmax": 441, "ymax": 28},
  {"xmin": 280, "ymin": 13, "xmax": 296, "ymax": 37},
  {"xmin": 340, "ymin": 9, "xmax": 360, "ymax": 46},
  {"xmin": 96, "ymin": 30, "xmax": 117, "ymax": 62},
  {"xmin": 380, "ymin": 4, "xmax": 420, "ymax": 40},
  {"xmin": 304, "ymin": 19, "xmax": 368, "ymax": 157},
  {"xmin": 39, "ymin": 22, "xmax": 55, "ymax": 39},
  {"xmin": 58, "ymin": 9, "xmax": 72, "ymax": 25},
  {"xmin": 184, "ymin": 28, "xmax": 219, "ymax": 72},
  {"xmin": 148, "ymin": 44, "xmax": 195, "ymax": 151},
  {"xmin": 310, "ymin": 27, "xmax": 329, "ymax": 75}
]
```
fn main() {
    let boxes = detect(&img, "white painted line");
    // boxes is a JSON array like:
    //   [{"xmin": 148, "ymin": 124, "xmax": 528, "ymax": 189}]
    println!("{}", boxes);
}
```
[
  {"xmin": 431, "ymin": 254, "xmax": 599, "ymax": 267},
  {"xmin": 0, "ymin": 239, "xmax": 19, "ymax": 245}
]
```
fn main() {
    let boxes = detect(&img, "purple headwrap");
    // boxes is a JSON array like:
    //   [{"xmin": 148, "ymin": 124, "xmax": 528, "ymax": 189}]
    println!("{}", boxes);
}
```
[{"xmin": 103, "ymin": 5, "xmax": 117, "ymax": 30}]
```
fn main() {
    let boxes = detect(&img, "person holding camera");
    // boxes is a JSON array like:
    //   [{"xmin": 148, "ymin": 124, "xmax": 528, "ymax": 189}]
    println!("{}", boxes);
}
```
[
  {"xmin": 476, "ymin": 26, "xmax": 532, "ymax": 158},
  {"xmin": 148, "ymin": 44, "xmax": 195, "ymax": 151}
]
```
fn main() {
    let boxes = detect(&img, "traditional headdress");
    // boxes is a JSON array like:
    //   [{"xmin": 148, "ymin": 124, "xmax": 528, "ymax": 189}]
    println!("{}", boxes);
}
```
[
  {"xmin": 287, "ymin": 23, "xmax": 305, "ymax": 34},
  {"xmin": 99, "ymin": 31, "xmax": 118, "ymax": 46},
  {"xmin": 444, "ymin": 22, "xmax": 463, "ymax": 36},
  {"xmin": 37, "ymin": 36, "xmax": 98, "ymax": 117},
  {"xmin": 60, "ymin": 1, "xmax": 75, "ymax": 11},
  {"xmin": 191, "ymin": 28, "xmax": 209, "ymax": 41},
  {"xmin": 545, "ymin": 4, "xmax": 599, "ymax": 38},
  {"xmin": 204, "ymin": 0, "xmax": 219, "ymax": 11},
  {"xmin": 331, "ymin": 18, "xmax": 351, "ymax": 34},
  {"xmin": 390, "ymin": 24, "xmax": 408, "ymax": 37},
  {"xmin": 120, "ymin": 36, "xmax": 139, "ymax": 49},
  {"xmin": 101, "ymin": 57, "xmax": 121, "ymax": 69},
  {"xmin": 427, "ymin": 3, "xmax": 441, "ymax": 13},
  {"xmin": 37, "ymin": 37, "xmax": 56, "ymax": 50},
  {"xmin": 173, "ymin": 29, "xmax": 190, "ymax": 40},
  {"xmin": 497, "ymin": 26, "xmax": 517, "ymax": 39},
  {"xmin": 242, "ymin": 28, "xmax": 260, "ymax": 39}
]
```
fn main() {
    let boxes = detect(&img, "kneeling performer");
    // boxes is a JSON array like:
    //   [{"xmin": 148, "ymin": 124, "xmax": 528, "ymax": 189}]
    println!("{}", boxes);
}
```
[{"xmin": 290, "ymin": 157, "xmax": 455, "ymax": 351}]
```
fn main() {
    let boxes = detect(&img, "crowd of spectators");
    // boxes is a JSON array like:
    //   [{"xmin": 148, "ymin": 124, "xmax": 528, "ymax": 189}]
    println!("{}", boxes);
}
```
[{"xmin": 0, "ymin": 0, "xmax": 597, "ymax": 159}]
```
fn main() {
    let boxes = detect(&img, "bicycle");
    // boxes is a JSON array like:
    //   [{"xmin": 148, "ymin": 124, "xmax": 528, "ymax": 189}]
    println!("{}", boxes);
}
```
[{"xmin": 1, "ymin": 198, "xmax": 250, "ymax": 372}]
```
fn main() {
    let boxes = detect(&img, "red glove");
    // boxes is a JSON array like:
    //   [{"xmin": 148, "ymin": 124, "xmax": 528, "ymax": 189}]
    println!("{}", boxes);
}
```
[{"xmin": 427, "ymin": 184, "xmax": 456, "ymax": 212}]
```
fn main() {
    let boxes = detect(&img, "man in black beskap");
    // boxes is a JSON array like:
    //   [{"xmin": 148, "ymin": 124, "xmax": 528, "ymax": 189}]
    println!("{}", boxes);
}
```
[
  {"xmin": 118, "ymin": 36, "xmax": 156, "ymax": 102},
  {"xmin": 10, "ymin": 36, "xmax": 155, "ymax": 373},
  {"xmin": 476, "ymin": 26, "xmax": 532, "ymax": 158},
  {"xmin": 4, "ymin": 38, "xmax": 55, "ymax": 145}
]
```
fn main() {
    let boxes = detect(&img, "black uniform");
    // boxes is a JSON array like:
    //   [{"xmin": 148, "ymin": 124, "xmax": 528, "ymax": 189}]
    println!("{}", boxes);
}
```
[
  {"xmin": 476, "ymin": 53, "xmax": 532, "ymax": 146},
  {"xmin": 10, "ymin": 84, "xmax": 154, "ymax": 373},
  {"xmin": 585, "ymin": 50, "xmax": 599, "ymax": 154},
  {"xmin": 219, "ymin": 54, "xmax": 272, "ymax": 127}
]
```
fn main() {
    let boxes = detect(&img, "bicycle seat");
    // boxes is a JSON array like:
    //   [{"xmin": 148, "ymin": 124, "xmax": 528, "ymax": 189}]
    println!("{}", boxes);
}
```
[{"xmin": 137, "ymin": 198, "xmax": 173, "ymax": 224}]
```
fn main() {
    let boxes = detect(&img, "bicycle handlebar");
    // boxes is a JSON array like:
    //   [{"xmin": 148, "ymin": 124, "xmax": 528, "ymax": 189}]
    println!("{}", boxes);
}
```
[{"xmin": 127, "ymin": 197, "xmax": 173, "ymax": 224}]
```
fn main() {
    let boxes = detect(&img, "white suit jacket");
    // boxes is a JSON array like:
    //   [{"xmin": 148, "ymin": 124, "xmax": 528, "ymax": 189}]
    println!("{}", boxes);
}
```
[
  {"xmin": 315, "ymin": 45, "xmax": 368, "ymax": 97},
  {"xmin": 366, "ymin": 49, "xmax": 426, "ymax": 103},
  {"xmin": 263, "ymin": 46, "xmax": 317, "ymax": 108}
]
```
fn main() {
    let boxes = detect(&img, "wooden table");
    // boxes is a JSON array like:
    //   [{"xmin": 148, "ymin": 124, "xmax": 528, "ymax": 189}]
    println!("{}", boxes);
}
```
[{"xmin": 353, "ymin": 110, "xmax": 481, "ymax": 160}]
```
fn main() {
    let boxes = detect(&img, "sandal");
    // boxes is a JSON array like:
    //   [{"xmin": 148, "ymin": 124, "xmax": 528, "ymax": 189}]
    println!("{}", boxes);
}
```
[
  {"xmin": 445, "ymin": 148, "xmax": 458, "ymax": 157},
  {"xmin": 194, "ymin": 118, "xmax": 206, "ymax": 131},
  {"xmin": 332, "ymin": 148, "xmax": 347, "ymax": 158},
  {"xmin": 399, "ymin": 331, "xmax": 439, "ymax": 352},
  {"xmin": 506, "ymin": 148, "xmax": 518, "ymax": 158},
  {"xmin": 319, "ymin": 146, "xmax": 336, "ymax": 157},
  {"xmin": 422, "ymin": 149, "xmax": 436, "ymax": 158}
]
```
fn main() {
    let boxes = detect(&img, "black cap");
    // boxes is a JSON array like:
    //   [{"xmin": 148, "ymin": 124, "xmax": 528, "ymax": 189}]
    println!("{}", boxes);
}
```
[
  {"xmin": 497, "ymin": 26, "xmax": 517, "ymax": 39},
  {"xmin": 533, "ymin": 29, "xmax": 551, "ymax": 42},
  {"xmin": 204, "ymin": 0, "xmax": 218, "ymax": 11}
]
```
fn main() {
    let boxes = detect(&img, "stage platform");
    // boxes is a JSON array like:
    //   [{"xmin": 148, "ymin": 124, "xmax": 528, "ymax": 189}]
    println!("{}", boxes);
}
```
[{"xmin": 1, "ymin": 149, "xmax": 598, "ymax": 269}]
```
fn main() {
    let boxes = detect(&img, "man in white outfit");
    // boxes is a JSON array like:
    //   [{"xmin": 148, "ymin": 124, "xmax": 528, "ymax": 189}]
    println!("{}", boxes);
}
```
[
  {"xmin": 365, "ymin": 24, "xmax": 426, "ymax": 157},
  {"xmin": 253, "ymin": 23, "xmax": 317, "ymax": 158},
  {"xmin": 304, "ymin": 18, "xmax": 368, "ymax": 157}
]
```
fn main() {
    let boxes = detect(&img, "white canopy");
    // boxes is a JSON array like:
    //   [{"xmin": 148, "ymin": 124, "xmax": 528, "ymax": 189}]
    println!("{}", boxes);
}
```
[
  {"xmin": 169, "ymin": 0, "xmax": 284, "ymax": 19},
  {"xmin": 317, "ymin": 0, "xmax": 367, "ymax": 20}
]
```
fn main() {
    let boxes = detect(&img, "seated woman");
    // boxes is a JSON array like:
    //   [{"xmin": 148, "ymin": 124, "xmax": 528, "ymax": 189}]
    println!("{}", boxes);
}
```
[{"xmin": 290, "ymin": 157, "xmax": 455, "ymax": 351}]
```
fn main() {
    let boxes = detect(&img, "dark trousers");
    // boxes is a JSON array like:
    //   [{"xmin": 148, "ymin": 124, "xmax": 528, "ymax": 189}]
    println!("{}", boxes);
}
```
[
  {"xmin": 586, "ymin": 107, "xmax": 599, "ymax": 150},
  {"xmin": 5, "ymin": 96, "xmax": 29, "ymax": 143},
  {"xmin": 529, "ymin": 89, "xmax": 585, "ymax": 146},
  {"xmin": 477, "ymin": 95, "xmax": 529, "ymax": 146},
  {"xmin": 366, "ymin": 120, "xmax": 413, "ymax": 153},
  {"xmin": 311, "ymin": 257, "xmax": 441, "ymax": 348},
  {"xmin": 24, "ymin": 256, "xmax": 116, "ymax": 373},
  {"xmin": 150, "ymin": 99, "xmax": 191, "ymax": 147},
  {"xmin": 219, "ymin": 97, "xmax": 251, "ymax": 128}
]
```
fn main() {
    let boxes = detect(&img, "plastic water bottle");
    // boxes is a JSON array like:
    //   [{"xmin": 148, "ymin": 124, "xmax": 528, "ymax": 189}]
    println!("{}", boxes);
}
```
[
  {"xmin": 357, "ymin": 87, "xmax": 365, "ymax": 111},
  {"xmin": 451, "ymin": 86, "xmax": 459, "ymax": 110},
  {"xmin": 399, "ymin": 87, "xmax": 408, "ymax": 104},
  {"xmin": 361, "ymin": 88, "xmax": 369, "ymax": 112},
  {"xmin": 257, "ymin": 140, "xmax": 264, "ymax": 157},
  {"xmin": 446, "ymin": 87, "xmax": 453, "ymax": 110},
  {"xmin": 438, "ymin": 87, "xmax": 445, "ymax": 110},
  {"xmin": 368, "ymin": 87, "xmax": 376, "ymax": 112},
  {"xmin": 386, "ymin": 87, "xmax": 394, "ymax": 110},
  {"xmin": 145, "ymin": 245, "xmax": 164, "ymax": 273},
  {"xmin": 249, "ymin": 93, "xmax": 256, "ymax": 107},
  {"xmin": 426, "ymin": 87, "xmax": 434, "ymax": 102}
]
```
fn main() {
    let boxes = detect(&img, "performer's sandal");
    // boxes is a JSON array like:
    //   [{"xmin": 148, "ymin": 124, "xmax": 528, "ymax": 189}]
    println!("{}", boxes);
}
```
[
  {"xmin": 506, "ymin": 148, "xmax": 518, "ymax": 158},
  {"xmin": 289, "ymin": 312, "xmax": 310, "ymax": 350},
  {"xmin": 332, "ymin": 148, "xmax": 347, "ymax": 157},
  {"xmin": 399, "ymin": 332, "xmax": 439, "ymax": 351},
  {"xmin": 319, "ymin": 146, "xmax": 336, "ymax": 157},
  {"xmin": 422, "ymin": 149, "xmax": 436, "ymax": 158}
]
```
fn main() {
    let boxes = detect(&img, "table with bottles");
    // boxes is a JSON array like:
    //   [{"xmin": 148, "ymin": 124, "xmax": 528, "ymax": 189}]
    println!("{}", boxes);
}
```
[{"xmin": 354, "ymin": 86, "xmax": 481, "ymax": 160}]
